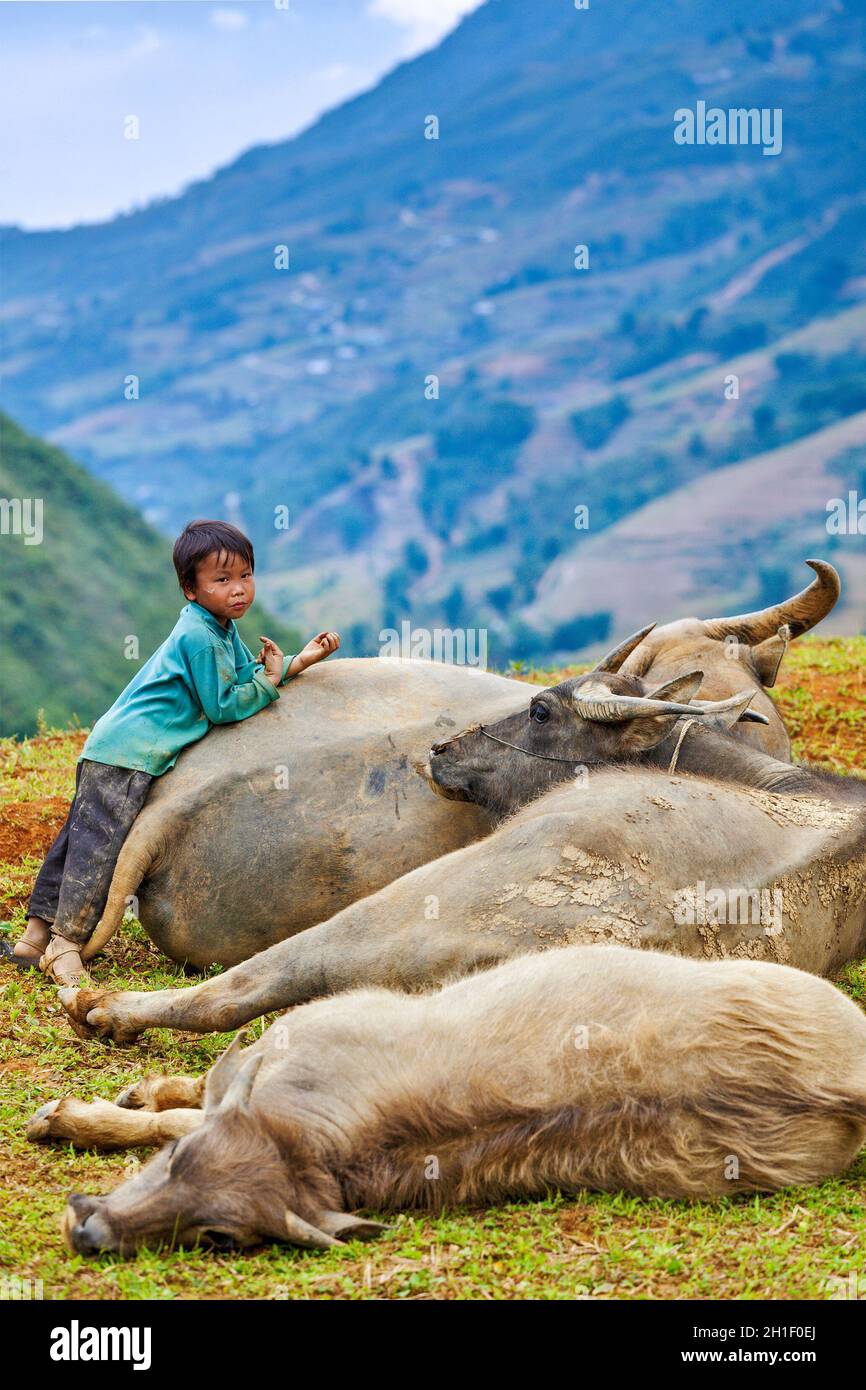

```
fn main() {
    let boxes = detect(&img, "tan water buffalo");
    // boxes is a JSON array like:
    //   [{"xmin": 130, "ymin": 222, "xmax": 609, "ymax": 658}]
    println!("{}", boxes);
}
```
[{"xmin": 30, "ymin": 945, "xmax": 866, "ymax": 1254}]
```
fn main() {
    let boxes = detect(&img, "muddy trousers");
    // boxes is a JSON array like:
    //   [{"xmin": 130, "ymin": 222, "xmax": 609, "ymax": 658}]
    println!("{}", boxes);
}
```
[{"xmin": 27, "ymin": 759, "xmax": 154, "ymax": 945}]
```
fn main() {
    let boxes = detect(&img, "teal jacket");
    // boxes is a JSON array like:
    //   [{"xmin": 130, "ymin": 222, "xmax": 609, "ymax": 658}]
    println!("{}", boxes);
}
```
[{"xmin": 81, "ymin": 602, "xmax": 295, "ymax": 776}]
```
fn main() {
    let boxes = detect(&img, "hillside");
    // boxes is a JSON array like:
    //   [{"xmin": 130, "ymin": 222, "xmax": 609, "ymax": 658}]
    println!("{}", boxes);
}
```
[
  {"xmin": 2, "ymin": 0, "xmax": 866, "ymax": 658},
  {"xmin": 0, "ymin": 413, "xmax": 300, "ymax": 736}
]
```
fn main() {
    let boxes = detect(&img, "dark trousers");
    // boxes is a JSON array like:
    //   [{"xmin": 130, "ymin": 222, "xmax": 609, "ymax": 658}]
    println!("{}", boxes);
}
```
[{"xmin": 28, "ymin": 759, "xmax": 154, "ymax": 945}]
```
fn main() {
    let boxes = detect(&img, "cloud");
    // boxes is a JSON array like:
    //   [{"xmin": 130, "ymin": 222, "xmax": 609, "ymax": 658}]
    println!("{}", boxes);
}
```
[
  {"xmin": 367, "ymin": 0, "xmax": 484, "ymax": 52},
  {"xmin": 317, "ymin": 63, "xmax": 353, "ymax": 83},
  {"xmin": 109, "ymin": 25, "xmax": 160, "ymax": 63},
  {"xmin": 211, "ymin": 8, "xmax": 250, "ymax": 33}
]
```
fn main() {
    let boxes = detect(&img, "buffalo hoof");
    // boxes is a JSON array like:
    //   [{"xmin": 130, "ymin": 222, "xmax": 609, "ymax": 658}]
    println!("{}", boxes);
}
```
[
  {"xmin": 26, "ymin": 1096, "xmax": 135, "ymax": 1149},
  {"xmin": 58, "ymin": 988, "xmax": 142, "ymax": 1046},
  {"xmin": 114, "ymin": 1083, "xmax": 146, "ymax": 1110},
  {"xmin": 26, "ymin": 1098, "xmax": 62, "ymax": 1142}
]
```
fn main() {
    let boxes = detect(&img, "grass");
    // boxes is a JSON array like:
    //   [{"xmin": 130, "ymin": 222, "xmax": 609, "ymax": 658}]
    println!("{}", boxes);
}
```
[{"xmin": 1, "ymin": 636, "xmax": 865, "ymax": 1301}]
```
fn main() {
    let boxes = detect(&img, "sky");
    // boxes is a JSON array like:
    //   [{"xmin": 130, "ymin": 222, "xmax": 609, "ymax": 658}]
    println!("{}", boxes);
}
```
[{"xmin": 0, "ymin": 0, "xmax": 486, "ymax": 229}]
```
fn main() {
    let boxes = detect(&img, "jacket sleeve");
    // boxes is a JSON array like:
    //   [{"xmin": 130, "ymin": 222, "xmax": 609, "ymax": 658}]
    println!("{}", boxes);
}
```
[
  {"xmin": 188, "ymin": 642, "xmax": 279, "ymax": 725},
  {"xmin": 232, "ymin": 631, "xmax": 263, "ymax": 685},
  {"xmin": 235, "ymin": 630, "xmax": 296, "ymax": 686}
]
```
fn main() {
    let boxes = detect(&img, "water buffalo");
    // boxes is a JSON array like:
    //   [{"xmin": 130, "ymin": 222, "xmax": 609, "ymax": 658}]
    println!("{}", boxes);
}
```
[
  {"xmin": 59, "ymin": 678, "xmax": 866, "ymax": 1044},
  {"xmin": 30, "ymin": 944, "xmax": 866, "ymax": 1254},
  {"xmin": 80, "ymin": 658, "xmax": 531, "ymax": 969},
  {"xmin": 618, "ymin": 559, "xmax": 841, "ymax": 759},
  {"xmin": 75, "ymin": 565, "xmax": 833, "ymax": 974}
]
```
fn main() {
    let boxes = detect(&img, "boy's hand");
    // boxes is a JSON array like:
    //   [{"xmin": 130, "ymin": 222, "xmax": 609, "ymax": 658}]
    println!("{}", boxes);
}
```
[
  {"xmin": 294, "ymin": 631, "xmax": 340, "ymax": 673},
  {"xmin": 256, "ymin": 635, "xmax": 284, "ymax": 685}
]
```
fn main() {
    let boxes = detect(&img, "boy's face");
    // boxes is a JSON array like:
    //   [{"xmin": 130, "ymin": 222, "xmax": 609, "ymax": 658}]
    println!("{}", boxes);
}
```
[{"xmin": 183, "ymin": 549, "xmax": 255, "ymax": 625}]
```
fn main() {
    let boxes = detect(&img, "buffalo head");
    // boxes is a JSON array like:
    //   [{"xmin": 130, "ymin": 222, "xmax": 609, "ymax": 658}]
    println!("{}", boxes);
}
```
[
  {"xmin": 617, "ymin": 560, "xmax": 840, "ymax": 758},
  {"xmin": 63, "ymin": 1036, "xmax": 386, "ymax": 1257},
  {"xmin": 422, "ymin": 623, "xmax": 762, "ymax": 816}
]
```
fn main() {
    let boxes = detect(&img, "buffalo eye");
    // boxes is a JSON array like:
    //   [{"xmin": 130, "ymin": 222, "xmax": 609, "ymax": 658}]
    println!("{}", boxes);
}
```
[{"xmin": 531, "ymin": 703, "xmax": 550, "ymax": 724}]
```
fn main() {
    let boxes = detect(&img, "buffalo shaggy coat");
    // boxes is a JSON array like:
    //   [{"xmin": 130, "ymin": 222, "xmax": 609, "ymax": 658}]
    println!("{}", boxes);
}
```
[{"xmin": 28, "ymin": 946, "xmax": 866, "ymax": 1255}]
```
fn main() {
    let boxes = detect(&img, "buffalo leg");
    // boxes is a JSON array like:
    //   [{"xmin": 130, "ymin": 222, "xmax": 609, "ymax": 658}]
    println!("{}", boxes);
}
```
[
  {"xmin": 114, "ymin": 1073, "xmax": 205, "ymax": 1111},
  {"xmin": 58, "ymin": 901, "xmax": 516, "ymax": 1044},
  {"xmin": 26, "ymin": 1097, "xmax": 205, "ymax": 1150}
]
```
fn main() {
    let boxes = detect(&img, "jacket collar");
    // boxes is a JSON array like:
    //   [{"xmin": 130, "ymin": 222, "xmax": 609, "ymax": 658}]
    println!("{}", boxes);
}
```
[{"xmin": 186, "ymin": 601, "xmax": 235, "ymax": 639}]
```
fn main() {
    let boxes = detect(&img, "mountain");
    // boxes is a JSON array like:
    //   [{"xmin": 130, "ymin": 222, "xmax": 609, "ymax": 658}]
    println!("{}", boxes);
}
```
[
  {"xmin": 2, "ymin": 0, "xmax": 866, "ymax": 662},
  {"xmin": 0, "ymin": 413, "xmax": 300, "ymax": 736}
]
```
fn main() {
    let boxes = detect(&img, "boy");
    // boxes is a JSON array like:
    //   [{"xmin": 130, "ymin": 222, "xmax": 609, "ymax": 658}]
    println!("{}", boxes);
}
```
[{"xmin": 2, "ymin": 519, "xmax": 339, "ymax": 987}]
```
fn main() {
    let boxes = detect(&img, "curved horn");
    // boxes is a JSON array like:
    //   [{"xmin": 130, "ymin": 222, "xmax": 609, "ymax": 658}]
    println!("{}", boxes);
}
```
[
  {"xmin": 691, "ymin": 698, "xmax": 769, "ymax": 725},
  {"xmin": 573, "ymin": 689, "xmax": 760, "ymax": 724},
  {"xmin": 573, "ymin": 693, "xmax": 704, "ymax": 722},
  {"xmin": 284, "ymin": 1210, "xmax": 344, "ymax": 1250},
  {"xmin": 687, "ymin": 691, "xmax": 761, "ymax": 729},
  {"xmin": 592, "ymin": 623, "xmax": 656, "ymax": 673},
  {"xmin": 316, "ymin": 1211, "xmax": 390, "ymax": 1242},
  {"xmin": 702, "ymin": 560, "xmax": 840, "ymax": 644}
]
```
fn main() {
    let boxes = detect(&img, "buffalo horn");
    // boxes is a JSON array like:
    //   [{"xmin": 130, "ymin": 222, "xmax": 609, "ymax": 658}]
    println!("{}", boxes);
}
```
[
  {"xmin": 701, "ymin": 560, "xmax": 840, "ymax": 645},
  {"xmin": 573, "ymin": 689, "xmax": 759, "ymax": 723},
  {"xmin": 592, "ymin": 622, "xmax": 656, "ymax": 673},
  {"xmin": 284, "ymin": 1210, "xmax": 344, "ymax": 1250}
]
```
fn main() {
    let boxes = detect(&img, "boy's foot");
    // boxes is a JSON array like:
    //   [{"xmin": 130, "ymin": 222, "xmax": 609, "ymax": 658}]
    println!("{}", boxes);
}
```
[
  {"xmin": 0, "ymin": 939, "xmax": 42, "ymax": 971},
  {"xmin": 39, "ymin": 935, "xmax": 91, "ymax": 988},
  {"xmin": 0, "ymin": 918, "xmax": 51, "ymax": 969}
]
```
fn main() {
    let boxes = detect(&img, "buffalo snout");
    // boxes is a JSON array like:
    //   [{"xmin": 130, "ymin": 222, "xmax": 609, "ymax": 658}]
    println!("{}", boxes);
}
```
[
  {"xmin": 63, "ymin": 1194, "xmax": 116, "ymax": 1255},
  {"xmin": 422, "ymin": 741, "xmax": 476, "ymax": 801}
]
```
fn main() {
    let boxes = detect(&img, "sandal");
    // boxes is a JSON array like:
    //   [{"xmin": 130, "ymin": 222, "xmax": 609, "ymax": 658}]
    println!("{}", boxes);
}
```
[{"xmin": 39, "ymin": 936, "xmax": 91, "ymax": 988}]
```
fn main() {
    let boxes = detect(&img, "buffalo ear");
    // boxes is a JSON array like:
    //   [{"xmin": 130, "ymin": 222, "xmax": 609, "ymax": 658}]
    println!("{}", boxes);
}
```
[
  {"xmin": 751, "ymin": 625, "xmax": 791, "ymax": 688},
  {"xmin": 316, "ymin": 1211, "xmax": 390, "ymax": 1242},
  {"xmin": 690, "ymin": 691, "xmax": 764, "ymax": 731},
  {"xmin": 616, "ymin": 712, "xmax": 684, "ymax": 754},
  {"xmin": 647, "ymin": 670, "xmax": 703, "ymax": 704},
  {"xmin": 215, "ymin": 1052, "xmax": 263, "ymax": 1116},
  {"xmin": 204, "ymin": 1030, "xmax": 252, "ymax": 1112},
  {"xmin": 617, "ymin": 670, "xmax": 703, "ymax": 749}
]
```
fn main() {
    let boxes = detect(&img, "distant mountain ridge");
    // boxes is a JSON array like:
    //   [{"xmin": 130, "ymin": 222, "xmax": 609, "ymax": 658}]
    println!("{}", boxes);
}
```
[{"xmin": 2, "ymin": 0, "xmax": 866, "ymax": 662}]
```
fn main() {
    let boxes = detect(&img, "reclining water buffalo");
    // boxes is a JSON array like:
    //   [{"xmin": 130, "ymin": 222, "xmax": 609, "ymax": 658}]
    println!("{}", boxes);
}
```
[
  {"xmin": 617, "ymin": 559, "xmax": 840, "ymax": 760},
  {"xmin": 80, "ymin": 658, "xmax": 530, "ymax": 969},
  {"xmin": 29, "ymin": 945, "xmax": 866, "ymax": 1254},
  {"xmin": 75, "ymin": 560, "xmax": 838, "ymax": 973},
  {"xmin": 59, "ymin": 662, "xmax": 866, "ymax": 1044}
]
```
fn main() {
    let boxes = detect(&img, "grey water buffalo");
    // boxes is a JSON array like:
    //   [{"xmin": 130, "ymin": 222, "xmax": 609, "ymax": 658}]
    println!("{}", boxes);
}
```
[
  {"xmin": 618, "ymin": 559, "xmax": 841, "ymax": 759},
  {"xmin": 422, "ymin": 655, "xmax": 815, "ymax": 819},
  {"xmin": 29, "ymin": 945, "xmax": 866, "ymax": 1254},
  {"xmin": 59, "ymin": 674, "xmax": 866, "ymax": 1044},
  {"xmin": 80, "ymin": 658, "xmax": 531, "ymax": 969}
]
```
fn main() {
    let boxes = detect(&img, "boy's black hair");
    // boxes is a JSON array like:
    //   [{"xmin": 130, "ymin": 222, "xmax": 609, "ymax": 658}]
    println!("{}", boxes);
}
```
[{"xmin": 173, "ymin": 520, "xmax": 255, "ymax": 593}]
